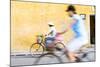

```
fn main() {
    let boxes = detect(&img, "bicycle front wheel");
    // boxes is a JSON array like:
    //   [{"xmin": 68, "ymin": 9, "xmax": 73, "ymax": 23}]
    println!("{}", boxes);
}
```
[
  {"xmin": 34, "ymin": 53, "xmax": 63, "ymax": 65},
  {"xmin": 30, "ymin": 43, "xmax": 45, "ymax": 56}
]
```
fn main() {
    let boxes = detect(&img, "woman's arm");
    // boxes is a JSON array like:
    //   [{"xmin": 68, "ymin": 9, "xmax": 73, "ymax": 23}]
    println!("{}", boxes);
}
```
[
  {"xmin": 58, "ymin": 19, "xmax": 77, "ymax": 35},
  {"xmin": 58, "ymin": 28, "xmax": 68, "ymax": 35}
]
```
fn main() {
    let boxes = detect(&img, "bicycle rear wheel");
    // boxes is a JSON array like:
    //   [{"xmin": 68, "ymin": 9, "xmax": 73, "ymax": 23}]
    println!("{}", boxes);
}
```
[
  {"xmin": 55, "ymin": 42, "xmax": 65, "ymax": 51},
  {"xmin": 34, "ymin": 53, "xmax": 63, "ymax": 65},
  {"xmin": 30, "ymin": 43, "xmax": 45, "ymax": 56}
]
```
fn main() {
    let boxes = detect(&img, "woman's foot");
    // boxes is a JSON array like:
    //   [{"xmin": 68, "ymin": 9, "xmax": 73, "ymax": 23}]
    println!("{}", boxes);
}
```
[
  {"xmin": 75, "ymin": 57, "xmax": 81, "ymax": 62},
  {"xmin": 67, "ymin": 52, "xmax": 81, "ymax": 62}
]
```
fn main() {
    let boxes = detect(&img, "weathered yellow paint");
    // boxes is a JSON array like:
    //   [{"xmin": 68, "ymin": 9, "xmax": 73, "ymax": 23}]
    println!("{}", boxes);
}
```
[{"xmin": 11, "ymin": 1, "xmax": 95, "ymax": 52}]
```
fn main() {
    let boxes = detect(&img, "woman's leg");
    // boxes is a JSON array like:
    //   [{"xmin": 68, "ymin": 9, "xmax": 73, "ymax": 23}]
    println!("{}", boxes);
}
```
[
  {"xmin": 63, "ymin": 47, "xmax": 78, "ymax": 62},
  {"xmin": 67, "ymin": 51, "xmax": 80, "ymax": 62},
  {"xmin": 65, "ymin": 37, "xmax": 87, "ymax": 62}
]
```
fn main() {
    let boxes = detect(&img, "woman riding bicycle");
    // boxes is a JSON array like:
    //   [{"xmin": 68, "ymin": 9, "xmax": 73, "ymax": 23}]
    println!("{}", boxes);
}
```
[{"xmin": 64, "ymin": 5, "xmax": 88, "ymax": 62}]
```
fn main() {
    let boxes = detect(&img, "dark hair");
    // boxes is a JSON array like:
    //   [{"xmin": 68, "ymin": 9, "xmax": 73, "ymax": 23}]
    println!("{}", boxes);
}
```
[
  {"xmin": 66, "ymin": 5, "xmax": 76, "ymax": 14},
  {"xmin": 49, "ymin": 25, "xmax": 54, "ymax": 27}
]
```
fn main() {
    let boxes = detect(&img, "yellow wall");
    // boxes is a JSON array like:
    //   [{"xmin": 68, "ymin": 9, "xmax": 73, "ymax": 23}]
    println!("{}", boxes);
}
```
[{"xmin": 11, "ymin": 1, "xmax": 95, "ymax": 52}]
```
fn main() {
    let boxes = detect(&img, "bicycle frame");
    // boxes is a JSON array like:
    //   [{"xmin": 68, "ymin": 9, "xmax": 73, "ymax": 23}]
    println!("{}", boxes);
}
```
[{"xmin": 36, "ymin": 35, "xmax": 45, "ymax": 44}]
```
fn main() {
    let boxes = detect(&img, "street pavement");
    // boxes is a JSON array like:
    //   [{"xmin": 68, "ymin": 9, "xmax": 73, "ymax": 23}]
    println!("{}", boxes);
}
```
[{"xmin": 11, "ymin": 47, "xmax": 95, "ymax": 67}]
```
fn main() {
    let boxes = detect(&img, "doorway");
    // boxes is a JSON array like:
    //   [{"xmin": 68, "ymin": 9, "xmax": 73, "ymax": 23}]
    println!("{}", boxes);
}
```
[{"xmin": 90, "ymin": 15, "xmax": 95, "ymax": 44}]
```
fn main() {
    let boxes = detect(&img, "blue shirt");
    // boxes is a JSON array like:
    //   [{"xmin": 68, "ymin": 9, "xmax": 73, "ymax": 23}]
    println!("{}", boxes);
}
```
[{"xmin": 72, "ymin": 14, "xmax": 87, "ymax": 38}]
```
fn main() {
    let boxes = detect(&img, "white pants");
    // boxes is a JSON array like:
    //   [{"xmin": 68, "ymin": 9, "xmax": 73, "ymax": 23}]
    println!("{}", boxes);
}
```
[{"xmin": 66, "ymin": 36, "xmax": 88, "ymax": 52}]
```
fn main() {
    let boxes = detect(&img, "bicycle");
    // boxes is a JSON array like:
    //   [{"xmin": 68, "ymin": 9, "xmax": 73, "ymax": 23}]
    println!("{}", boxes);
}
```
[
  {"xmin": 33, "ymin": 46, "xmax": 95, "ymax": 65},
  {"xmin": 29, "ymin": 34, "xmax": 65, "ymax": 56},
  {"xmin": 30, "ymin": 34, "xmax": 95, "ymax": 64}
]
